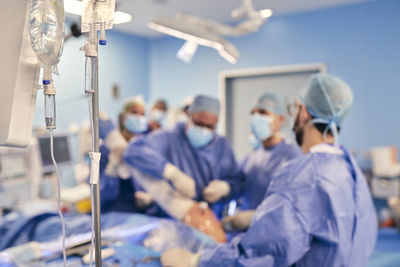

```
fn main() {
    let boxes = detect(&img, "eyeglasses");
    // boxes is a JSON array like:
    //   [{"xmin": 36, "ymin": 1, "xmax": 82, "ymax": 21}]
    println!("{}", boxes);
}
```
[
  {"xmin": 188, "ymin": 117, "xmax": 213, "ymax": 130},
  {"xmin": 191, "ymin": 120, "xmax": 215, "ymax": 130}
]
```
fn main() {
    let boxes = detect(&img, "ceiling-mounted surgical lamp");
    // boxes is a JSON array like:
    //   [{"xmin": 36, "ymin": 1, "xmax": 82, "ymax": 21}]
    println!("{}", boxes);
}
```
[
  {"xmin": 148, "ymin": 0, "xmax": 271, "ymax": 64},
  {"xmin": 149, "ymin": 18, "xmax": 239, "ymax": 64}
]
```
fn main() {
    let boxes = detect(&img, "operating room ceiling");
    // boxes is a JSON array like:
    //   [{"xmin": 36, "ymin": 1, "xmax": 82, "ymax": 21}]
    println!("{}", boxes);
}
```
[{"xmin": 82, "ymin": 0, "xmax": 371, "ymax": 37}]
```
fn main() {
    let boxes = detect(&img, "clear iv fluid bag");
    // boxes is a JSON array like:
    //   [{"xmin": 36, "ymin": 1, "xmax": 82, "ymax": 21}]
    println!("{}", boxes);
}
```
[
  {"xmin": 81, "ymin": 0, "xmax": 115, "ymax": 33},
  {"xmin": 29, "ymin": 0, "xmax": 65, "ymax": 69}
]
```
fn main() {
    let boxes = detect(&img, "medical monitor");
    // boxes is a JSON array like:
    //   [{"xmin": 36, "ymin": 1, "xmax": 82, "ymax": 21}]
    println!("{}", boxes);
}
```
[
  {"xmin": 0, "ymin": 146, "xmax": 34, "ymax": 208},
  {"xmin": 38, "ymin": 134, "xmax": 73, "ymax": 172}
]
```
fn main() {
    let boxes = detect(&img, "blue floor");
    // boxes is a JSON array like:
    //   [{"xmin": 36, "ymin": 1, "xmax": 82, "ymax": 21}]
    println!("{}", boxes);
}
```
[{"xmin": 369, "ymin": 228, "xmax": 400, "ymax": 267}]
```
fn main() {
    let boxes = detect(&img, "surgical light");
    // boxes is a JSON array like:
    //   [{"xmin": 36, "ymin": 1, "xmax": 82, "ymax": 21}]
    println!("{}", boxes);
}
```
[
  {"xmin": 113, "ymin": 11, "xmax": 133, "ymax": 24},
  {"xmin": 64, "ymin": 0, "xmax": 82, "ymax": 15},
  {"xmin": 64, "ymin": 0, "xmax": 132, "ymax": 24},
  {"xmin": 148, "ymin": 0, "xmax": 270, "ymax": 64},
  {"xmin": 148, "ymin": 20, "xmax": 239, "ymax": 64},
  {"xmin": 177, "ymin": 41, "xmax": 198, "ymax": 63},
  {"xmin": 259, "ymin": 9, "xmax": 273, "ymax": 18}
]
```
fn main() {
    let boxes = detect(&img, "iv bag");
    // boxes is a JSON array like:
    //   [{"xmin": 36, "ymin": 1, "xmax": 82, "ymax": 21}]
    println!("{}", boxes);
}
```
[
  {"xmin": 29, "ymin": 0, "xmax": 65, "ymax": 70},
  {"xmin": 81, "ymin": 0, "xmax": 115, "ymax": 33}
]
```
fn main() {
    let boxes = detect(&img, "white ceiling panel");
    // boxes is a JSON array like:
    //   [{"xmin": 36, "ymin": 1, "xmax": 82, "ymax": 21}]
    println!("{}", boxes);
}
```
[{"xmin": 78, "ymin": 0, "xmax": 370, "ymax": 37}]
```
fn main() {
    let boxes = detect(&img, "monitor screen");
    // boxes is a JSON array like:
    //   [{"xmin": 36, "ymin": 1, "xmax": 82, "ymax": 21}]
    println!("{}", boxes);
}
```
[
  {"xmin": 39, "ymin": 135, "xmax": 72, "ymax": 171},
  {"xmin": 0, "ymin": 154, "xmax": 27, "ymax": 180}
]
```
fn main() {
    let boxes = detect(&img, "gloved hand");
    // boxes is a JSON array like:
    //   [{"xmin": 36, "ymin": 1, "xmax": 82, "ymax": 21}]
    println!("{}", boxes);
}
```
[
  {"xmin": 163, "ymin": 163, "xmax": 196, "ymax": 199},
  {"xmin": 135, "ymin": 191, "xmax": 153, "ymax": 208},
  {"xmin": 161, "ymin": 248, "xmax": 200, "ymax": 267},
  {"xmin": 104, "ymin": 151, "xmax": 123, "ymax": 177},
  {"xmin": 203, "ymin": 180, "xmax": 230, "ymax": 203},
  {"xmin": 99, "ymin": 111, "xmax": 115, "ymax": 140},
  {"xmin": 222, "ymin": 210, "xmax": 255, "ymax": 232},
  {"xmin": 99, "ymin": 111, "xmax": 128, "ymax": 159}
]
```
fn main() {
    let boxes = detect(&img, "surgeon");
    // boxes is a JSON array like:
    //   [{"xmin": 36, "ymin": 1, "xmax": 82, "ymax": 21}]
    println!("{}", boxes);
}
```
[
  {"xmin": 223, "ymin": 92, "xmax": 301, "ymax": 232},
  {"xmin": 148, "ymin": 99, "xmax": 168, "ymax": 132},
  {"xmin": 161, "ymin": 74, "xmax": 378, "ymax": 267},
  {"xmin": 118, "ymin": 96, "xmax": 150, "ymax": 139},
  {"xmin": 124, "ymin": 95, "xmax": 241, "ymax": 215},
  {"xmin": 99, "ymin": 96, "xmax": 157, "ymax": 214}
]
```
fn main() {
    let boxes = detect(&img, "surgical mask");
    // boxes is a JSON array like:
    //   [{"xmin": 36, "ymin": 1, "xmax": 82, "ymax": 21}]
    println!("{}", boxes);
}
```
[
  {"xmin": 250, "ymin": 114, "xmax": 273, "ymax": 141},
  {"xmin": 186, "ymin": 124, "xmax": 214, "ymax": 149},
  {"xmin": 150, "ymin": 109, "xmax": 166, "ymax": 124},
  {"xmin": 249, "ymin": 134, "xmax": 261, "ymax": 150},
  {"xmin": 124, "ymin": 114, "xmax": 148, "ymax": 134}
]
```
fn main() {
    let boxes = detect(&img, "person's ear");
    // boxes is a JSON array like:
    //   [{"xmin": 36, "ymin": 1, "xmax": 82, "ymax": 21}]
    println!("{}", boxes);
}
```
[
  {"xmin": 273, "ymin": 115, "xmax": 285, "ymax": 132},
  {"xmin": 300, "ymin": 105, "xmax": 311, "ymax": 121}
]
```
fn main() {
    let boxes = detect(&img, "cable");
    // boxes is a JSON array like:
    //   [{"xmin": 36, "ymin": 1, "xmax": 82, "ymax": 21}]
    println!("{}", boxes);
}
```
[{"xmin": 50, "ymin": 129, "xmax": 67, "ymax": 266}]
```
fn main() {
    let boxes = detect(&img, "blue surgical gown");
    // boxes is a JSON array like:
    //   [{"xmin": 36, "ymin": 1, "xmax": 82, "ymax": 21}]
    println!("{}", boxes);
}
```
[
  {"xmin": 239, "ymin": 140, "xmax": 301, "ymax": 210},
  {"xmin": 124, "ymin": 123, "xmax": 241, "ymax": 203},
  {"xmin": 99, "ymin": 144, "xmax": 137, "ymax": 213},
  {"xmin": 199, "ymin": 146, "xmax": 378, "ymax": 267},
  {"xmin": 99, "ymin": 144, "xmax": 167, "ymax": 217}
]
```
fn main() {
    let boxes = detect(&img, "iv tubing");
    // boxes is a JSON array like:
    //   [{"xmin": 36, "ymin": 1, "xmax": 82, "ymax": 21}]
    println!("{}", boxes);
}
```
[{"xmin": 50, "ymin": 129, "xmax": 67, "ymax": 266}]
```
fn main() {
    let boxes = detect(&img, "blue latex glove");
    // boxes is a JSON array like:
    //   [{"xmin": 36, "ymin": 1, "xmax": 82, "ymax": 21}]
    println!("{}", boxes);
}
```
[{"xmin": 99, "ymin": 118, "xmax": 115, "ymax": 139}]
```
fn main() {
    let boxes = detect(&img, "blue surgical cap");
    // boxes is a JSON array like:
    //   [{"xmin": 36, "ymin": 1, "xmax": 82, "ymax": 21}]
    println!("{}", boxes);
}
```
[
  {"xmin": 123, "ymin": 95, "xmax": 145, "ymax": 112},
  {"xmin": 303, "ymin": 74, "xmax": 353, "ymax": 126},
  {"xmin": 189, "ymin": 95, "xmax": 220, "ymax": 115},
  {"xmin": 253, "ymin": 92, "xmax": 285, "ymax": 115}
]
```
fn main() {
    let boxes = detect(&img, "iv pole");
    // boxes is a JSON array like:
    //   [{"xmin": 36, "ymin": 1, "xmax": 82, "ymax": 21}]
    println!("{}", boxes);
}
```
[
  {"xmin": 91, "ymin": 55, "xmax": 102, "ymax": 267},
  {"xmin": 81, "ymin": 1, "xmax": 115, "ymax": 265},
  {"xmin": 83, "ymin": 21, "xmax": 104, "ymax": 267}
]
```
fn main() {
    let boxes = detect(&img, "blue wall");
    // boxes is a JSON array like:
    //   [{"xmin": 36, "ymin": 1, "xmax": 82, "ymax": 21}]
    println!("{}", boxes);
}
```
[
  {"xmin": 33, "ymin": 30, "xmax": 150, "ymax": 132},
  {"xmin": 33, "ymin": 0, "xmax": 400, "ymax": 157},
  {"xmin": 148, "ymin": 0, "xmax": 400, "ymax": 156}
]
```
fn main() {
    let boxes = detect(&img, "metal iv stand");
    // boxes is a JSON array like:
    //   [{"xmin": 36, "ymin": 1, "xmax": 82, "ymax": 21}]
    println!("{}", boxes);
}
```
[
  {"xmin": 82, "ymin": 21, "xmax": 104, "ymax": 267},
  {"xmin": 91, "ymin": 55, "xmax": 102, "ymax": 267}
]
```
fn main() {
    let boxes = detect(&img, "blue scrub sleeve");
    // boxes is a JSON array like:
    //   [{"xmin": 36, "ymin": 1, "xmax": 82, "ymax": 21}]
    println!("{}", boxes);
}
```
[
  {"xmin": 99, "ymin": 118, "xmax": 115, "ymax": 140},
  {"xmin": 199, "ymin": 193, "xmax": 311, "ymax": 267},
  {"xmin": 224, "ymin": 172, "xmax": 244, "ymax": 202},
  {"xmin": 123, "ymin": 132, "xmax": 170, "ymax": 179},
  {"xmin": 222, "ymin": 171, "xmax": 245, "ymax": 202},
  {"xmin": 231, "ymin": 154, "xmax": 251, "ymax": 199},
  {"xmin": 99, "ymin": 173, "xmax": 120, "ymax": 204},
  {"xmin": 215, "ymin": 141, "xmax": 243, "ymax": 201},
  {"xmin": 99, "ymin": 144, "xmax": 110, "ymax": 174}
]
